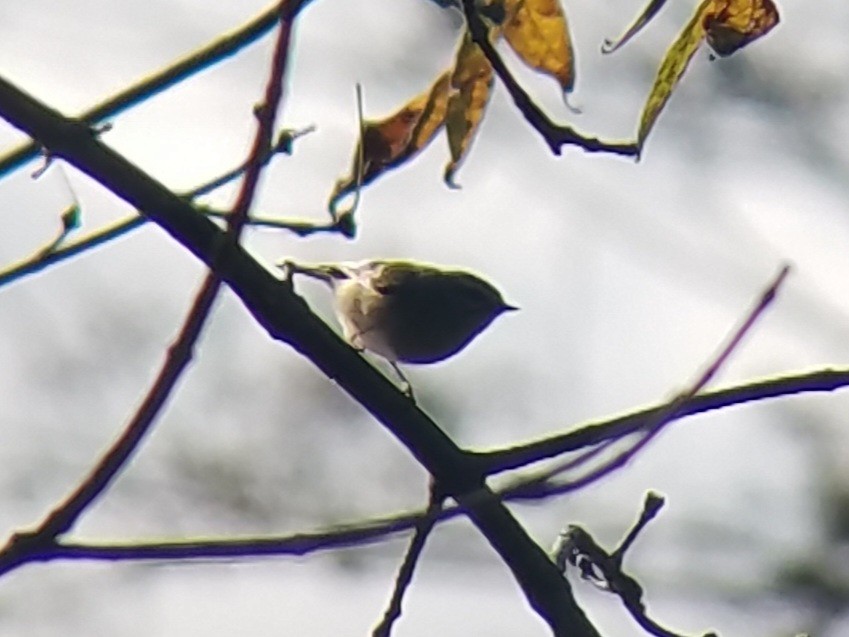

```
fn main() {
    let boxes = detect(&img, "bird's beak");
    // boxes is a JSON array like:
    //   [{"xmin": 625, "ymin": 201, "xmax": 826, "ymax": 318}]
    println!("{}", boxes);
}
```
[{"xmin": 502, "ymin": 303, "xmax": 519, "ymax": 312}]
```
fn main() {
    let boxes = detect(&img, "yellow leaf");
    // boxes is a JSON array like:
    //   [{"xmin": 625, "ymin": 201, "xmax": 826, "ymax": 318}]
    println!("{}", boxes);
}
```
[
  {"xmin": 703, "ymin": 0, "xmax": 780, "ymax": 57},
  {"xmin": 637, "ymin": 0, "xmax": 710, "ymax": 150},
  {"xmin": 328, "ymin": 73, "xmax": 450, "ymax": 213},
  {"xmin": 636, "ymin": 0, "xmax": 779, "ymax": 151},
  {"xmin": 502, "ymin": 0, "xmax": 575, "ymax": 92},
  {"xmin": 602, "ymin": 0, "xmax": 668, "ymax": 54},
  {"xmin": 444, "ymin": 31, "xmax": 495, "ymax": 188}
]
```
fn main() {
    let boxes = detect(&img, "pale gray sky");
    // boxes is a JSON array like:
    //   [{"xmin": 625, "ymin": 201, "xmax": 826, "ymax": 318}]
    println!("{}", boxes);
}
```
[{"xmin": 1, "ymin": 1, "xmax": 848, "ymax": 636}]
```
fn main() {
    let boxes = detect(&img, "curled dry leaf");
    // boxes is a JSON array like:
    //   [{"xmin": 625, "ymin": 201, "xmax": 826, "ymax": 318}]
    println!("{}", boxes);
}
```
[
  {"xmin": 328, "ymin": 0, "xmax": 587, "ymax": 203},
  {"xmin": 636, "ymin": 0, "xmax": 780, "ymax": 152},
  {"xmin": 502, "ymin": 0, "xmax": 575, "ymax": 92},
  {"xmin": 328, "ymin": 73, "xmax": 450, "ymax": 213},
  {"xmin": 445, "ymin": 32, "xmax": 495, "ymax": 188}
]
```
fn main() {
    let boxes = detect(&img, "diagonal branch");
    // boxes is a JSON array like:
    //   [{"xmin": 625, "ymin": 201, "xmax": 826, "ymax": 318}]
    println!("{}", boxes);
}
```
[
  {"xmin": 372, "ymin": 491, "xmax": 444, "ymax": 637},
  {"xmin": 0, "ymin": 209, "xmax": 345, "ymax": 292},
  {"xmin": 0, "ymin": 42, "xmax": 601, "ymax": 637}
]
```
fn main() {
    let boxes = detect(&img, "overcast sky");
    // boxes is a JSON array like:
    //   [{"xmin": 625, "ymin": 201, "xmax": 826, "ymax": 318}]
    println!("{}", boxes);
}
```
[{"xmin": 1, "ymin": 1, "xmax": 848, "ymax": 636}]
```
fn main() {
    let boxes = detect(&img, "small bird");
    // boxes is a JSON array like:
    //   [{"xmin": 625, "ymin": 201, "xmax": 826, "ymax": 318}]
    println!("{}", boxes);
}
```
[{"xmin": 278, "ymin": 259, "xmax": 517, "ymax": 396}]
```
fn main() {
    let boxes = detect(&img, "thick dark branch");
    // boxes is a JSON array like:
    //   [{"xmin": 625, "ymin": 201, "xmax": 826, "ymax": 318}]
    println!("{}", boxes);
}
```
[{"xmin": 0, "ymin": 67, "xmax": 598, "ymax": 637}]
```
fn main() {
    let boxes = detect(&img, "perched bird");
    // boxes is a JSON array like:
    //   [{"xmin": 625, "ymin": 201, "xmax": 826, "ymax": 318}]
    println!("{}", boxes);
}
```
[{"xmin": 278, "ymin": 259, "xmax": 517, "ymax": 396}]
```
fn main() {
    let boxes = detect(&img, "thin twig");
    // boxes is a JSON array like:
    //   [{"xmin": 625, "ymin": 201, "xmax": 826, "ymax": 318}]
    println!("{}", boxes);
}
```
[
  {"xmin": 201, "ymin": 207, "xmax": 349, "ymax": 237},
  {"xmin": 503, "ymin": 264, "xmax": 792, "ymax": 499},
  {"xmin": 33, "ymin": 163, "xmax": 81, "ymax": 256},
  {"xmin": 459, "ymin": 0, "xmax": 638, "ymax": 158},
  {"xmin": 0, "ymin": 2, "xmax": 290, "ymax": 178},
  {"xmin": 0, "ymin": 3, "xmax": 298, "ymax": 577},
  {"xmin": 7, "ymin": 365, "xmax": 849, "ymax": 568},
  {"xmin": 330, "ymin": 84, "xmax": 366, "ymax": 225},
  {"xmin": 0, "ymin": 127, "xmax": 324, "ymax": 292},
  {"xmin": 190, "ymin": 125, "xmax": 316, "ymax": 198},
  {"xmin": 225, "ymin": 17, "xmax": 296, "ymax": 238},
  {"xmin": 476, "ymin": 366, "xmax": 849, "ymax": 475},
  {"xmin": 42, "ymin": 510, "xmax": 429, "ymax": 562},
  {"xmin": 556, "ymin": 494, "xmax": 699, "ymax": 637},
  {"xmin": 372, "ymin": 491, "xmax": 444, "ymax": 637}
]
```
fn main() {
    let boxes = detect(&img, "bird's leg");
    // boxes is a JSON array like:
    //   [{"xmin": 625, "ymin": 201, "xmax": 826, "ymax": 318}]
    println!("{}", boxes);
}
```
[
  {"xmin": 389, "ymin": 361, "xmax": 416, "ymax": 403},
  {"xmin": 277, "ymin": 259, "xmax": 297, "ymax": 290},
  {"xmin": 349, "ymin": 330, "xmax": 414, "ymax": 401}
]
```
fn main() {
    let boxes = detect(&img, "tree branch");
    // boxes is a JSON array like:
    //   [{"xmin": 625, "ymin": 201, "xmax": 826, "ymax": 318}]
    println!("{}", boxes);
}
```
[
  {"xmin": 0, "ymin": 2, "xmax": 298, "ymax": 178},
  {"xmin": 460, "ymin": 0, "xmax": 638, "ymax": 158},
  {"xmin": 10, "ymin": 366, "xmax": 849, "ymax": 568},
  {"xmin": 373, "ymin": 492, "xmax": 443, "ymax": 637},
  {"xmin": 475, "ymin": 366, "xmax": 849, "ymax": 476},
  {"xmin": 502, "ymin": 264, "xmax": 790, "ymax": 499},
  {"xmin": 0, "ymin": 127, "xmax": 328, "ymax": 292},
  {"xmin": 0, "ymin": 47, "xmax": 600, "ymax": 637}
]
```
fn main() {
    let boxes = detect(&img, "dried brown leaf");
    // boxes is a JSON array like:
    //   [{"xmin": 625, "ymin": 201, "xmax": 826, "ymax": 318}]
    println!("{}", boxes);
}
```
[
  {"xmin": 703, "ymin": 0, "xmax": 780, "ymax": 57},
  {"xmin": 328, "ymin": 73, "xmax": 450, "ymax": 213}
]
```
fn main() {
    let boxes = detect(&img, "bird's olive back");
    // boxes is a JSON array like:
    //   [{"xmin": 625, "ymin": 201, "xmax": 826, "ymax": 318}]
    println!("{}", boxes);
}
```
[{"xmin": 371, "ymin": 262, "xmax": 510, "ymax": 363}]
